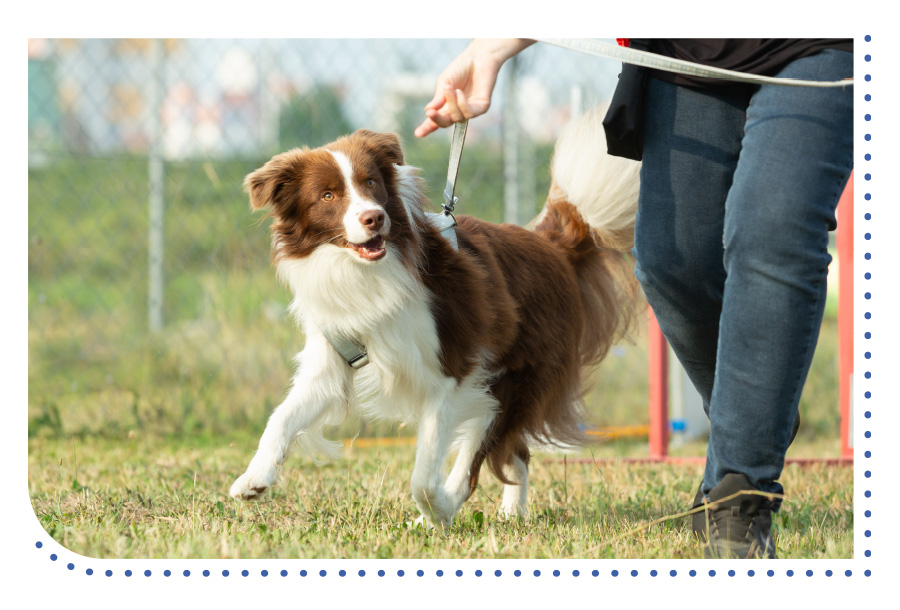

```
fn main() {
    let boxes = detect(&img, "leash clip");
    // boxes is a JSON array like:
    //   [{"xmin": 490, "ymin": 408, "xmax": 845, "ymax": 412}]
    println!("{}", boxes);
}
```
[
  {"xmin": 426, "ymin": 208, "xmax": 459, "ymax": 250},
  {"xmin": 347, "ymin": 351, "xmax": 370, "ymax": 369},
  {"xmin": 442, "ymin": 189, "xmax": 458, "ymax": 216},
  {"xmin": 440, "ymin": 193, "xmax": 458, "ymax": 226}
]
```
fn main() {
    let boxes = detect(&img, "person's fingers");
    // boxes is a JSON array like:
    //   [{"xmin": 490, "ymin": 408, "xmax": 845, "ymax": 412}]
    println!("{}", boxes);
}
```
[
  {"xmin": 441, "ymin": 85, "xmax": 465, "ymax": 123},
  {"xmin": 416, "ymin": 87, "xmax": 487, "ymax": 137},
  {"xmin": 414, "ymin": 116, "xmax": 441, "ymax": 138},
  {"xmin": 425, "ymin": 56, "xmax": 471, "ymax": 110},
  {"xmin": 464, "ymin": 61, "xmax": 499, "ymax": 116},
  {"xmin": 424, "ymin": 106, "xmax": 454, "ymax": 129},
  {"xmin": 454, "ymin": 89, "xmax": 478, "ymax": 119},
  {"xmin": 417, "ymin": 46, "xmax": 504, "ymax": 136},
  {"xmin": 424, "ymin": 88, "xmax": 447, "ymax": 112}
]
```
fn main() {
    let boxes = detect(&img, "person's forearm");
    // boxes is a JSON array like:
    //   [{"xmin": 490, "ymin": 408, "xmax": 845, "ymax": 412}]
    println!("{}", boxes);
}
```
[{"xmin": 463, "ymin": 38, "xmax": 536, "ymax": 65}]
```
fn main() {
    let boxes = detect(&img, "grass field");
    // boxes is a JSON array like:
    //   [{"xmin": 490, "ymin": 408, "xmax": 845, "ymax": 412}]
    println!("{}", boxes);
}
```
[
  {"xmin": 28, "ymin": 150, "xmax": 852, "ymax": 560},
  {"xmin": 27, "ymin": 315, "xmax": 852, "ymax": 560},
  {"xmin": 28, "ymin": 435, "xmax": 852, "ymax": 559}
]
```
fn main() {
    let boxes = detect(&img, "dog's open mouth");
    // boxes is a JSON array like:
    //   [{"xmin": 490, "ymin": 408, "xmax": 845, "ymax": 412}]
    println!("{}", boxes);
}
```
[{"xmin": 352, "ymin": 235, "xmax": 387, "ymax": 261}]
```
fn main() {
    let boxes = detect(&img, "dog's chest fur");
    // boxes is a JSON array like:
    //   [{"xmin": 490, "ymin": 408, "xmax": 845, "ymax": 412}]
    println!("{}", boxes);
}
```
[{"xmin": 279, "ymin": 239, "xmax": 455, "ymax": 425}]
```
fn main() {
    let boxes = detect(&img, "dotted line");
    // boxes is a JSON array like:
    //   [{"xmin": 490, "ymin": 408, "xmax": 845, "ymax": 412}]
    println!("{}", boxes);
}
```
[
  {"xmin": 862, "ymin": 33, "xmax": 872, "ymax": 565},
  {"xmin": 33, "ymin": 541, "xmax": 872, "ymax": 578}
]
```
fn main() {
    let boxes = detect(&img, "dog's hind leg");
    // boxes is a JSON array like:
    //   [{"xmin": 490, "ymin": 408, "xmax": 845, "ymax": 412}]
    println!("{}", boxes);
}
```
[
  {"xmin": 230, "ymin": 331, "xmax": 351, "ymax": 500},
  {"xmin": 499, "ymin": 449, "xmax": 530, "ymax": 518}
]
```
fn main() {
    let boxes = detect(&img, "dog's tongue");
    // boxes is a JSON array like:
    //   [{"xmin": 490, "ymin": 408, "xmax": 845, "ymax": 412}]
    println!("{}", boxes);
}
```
[{"xmin": 357, "ymin": 236, "xmax": 386, "ymax": 261}]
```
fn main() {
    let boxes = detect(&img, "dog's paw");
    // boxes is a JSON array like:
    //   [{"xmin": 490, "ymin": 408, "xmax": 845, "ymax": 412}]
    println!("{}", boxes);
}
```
[
  {"xmin": 404, "ymin": 515, "xmax": 435, "ymax": 532},
  {"xmin": 229, "ymin": 467, "xmax": 277, "ymax": 500},
  {"xmin": 498, "ymin": 503, "xmax": 527, "ymax": 520},
  {"xmin": 411, "ymin": 485, "xmax": 455, "ymax": 532}
]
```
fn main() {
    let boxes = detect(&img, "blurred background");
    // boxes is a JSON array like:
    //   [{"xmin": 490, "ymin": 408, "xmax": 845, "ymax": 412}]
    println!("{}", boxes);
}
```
[{"xmin": 27, "ymin": 38, "xmax": 842, "ymax": 449}]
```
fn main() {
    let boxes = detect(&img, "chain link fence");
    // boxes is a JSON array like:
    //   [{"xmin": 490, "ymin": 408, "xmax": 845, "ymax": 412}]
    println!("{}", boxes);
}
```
[{"xmin": 27, "ymin": 38, "xmax": 639, "ymax": 440}]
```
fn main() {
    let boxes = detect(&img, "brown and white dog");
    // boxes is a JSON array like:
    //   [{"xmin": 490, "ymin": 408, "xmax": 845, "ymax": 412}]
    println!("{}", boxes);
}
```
[{"xmin": 229, "ymin": 109, "xmax": 641, "ymax": 529}]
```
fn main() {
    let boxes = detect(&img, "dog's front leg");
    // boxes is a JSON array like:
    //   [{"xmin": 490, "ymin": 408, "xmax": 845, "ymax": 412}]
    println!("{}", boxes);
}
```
[
  {"xmin": 444, "ymin": 413, "xmax": 494, "ymax": 514},
  {"xmin": 230, "ymin": 332, "xmax": 350, "ymax": 500},
  {"xmin": 410, "ymin": 396, "xmax": 458, "ymax": 530}
]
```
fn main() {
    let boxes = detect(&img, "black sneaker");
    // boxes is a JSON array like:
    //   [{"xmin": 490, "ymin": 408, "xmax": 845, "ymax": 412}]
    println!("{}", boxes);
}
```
[
  {"xmin": 698, "ymin": 473, "xmax": 777, "ymax": 559},
  {"xmin": 690, "ymin": 411, "xmax": 798, "ymax": 539}
]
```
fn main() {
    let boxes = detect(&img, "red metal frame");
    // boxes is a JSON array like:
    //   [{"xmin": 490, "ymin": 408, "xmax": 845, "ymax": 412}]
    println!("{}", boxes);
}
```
[
  {"xmin": 837, "ymin": 172, "xmax": 854, "ymax": 459},
  {"xmin": 647, "ymin": 310, "xmax": 669, "ymax": 460},
  {"xmin": 647, "ymin": 174, "xmax": 855, "ymax": 462},
  {"xmin": 555, "ymin": 457, "xmax": 853, "ymax": 466}
]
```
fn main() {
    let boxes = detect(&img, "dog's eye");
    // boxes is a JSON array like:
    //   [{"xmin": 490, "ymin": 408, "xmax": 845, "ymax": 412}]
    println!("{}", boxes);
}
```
[
  {"xmin": 322, "ymin": 192, "xmax": 334, "ymax": 201},
  {"xmin": 366, "ymin": 179, "xmax": 376, "ymax": 188}
]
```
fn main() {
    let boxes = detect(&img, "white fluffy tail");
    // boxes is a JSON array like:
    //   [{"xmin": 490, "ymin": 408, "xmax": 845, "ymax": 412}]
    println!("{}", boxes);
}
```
[{"xmin": 548, "ymin": 106, "xmax": 641, "ymax": 250}]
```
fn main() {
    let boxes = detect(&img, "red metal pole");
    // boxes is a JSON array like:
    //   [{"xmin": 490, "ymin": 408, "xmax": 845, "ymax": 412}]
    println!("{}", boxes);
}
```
[
  {"xmin": 836, "ymin": 172, "xmax": 854, "ymax": 460},
  {"xmin": 648, "ymin": 309, "xmax": 669, "ymax": 460}
]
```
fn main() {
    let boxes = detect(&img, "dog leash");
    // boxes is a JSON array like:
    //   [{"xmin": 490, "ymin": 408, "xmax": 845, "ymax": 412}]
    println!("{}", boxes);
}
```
[
  {"xmin": 535, "ymin": 38, "xmax": 854, "ymax": 88},
  {"xmin": 425, "ymin": 119, "xmax": 468, "ymax": 250},
  {"xmin": 325, "ymin": 121, "xmax": 468, "ymax": 369}
]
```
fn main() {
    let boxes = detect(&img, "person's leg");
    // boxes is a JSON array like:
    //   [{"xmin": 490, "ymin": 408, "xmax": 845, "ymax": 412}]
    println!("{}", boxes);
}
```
[
  {"xmin": 704, "ymin": 49, "xmax": 853, "ymax": 500},
  {"xmin": 634, "ymin": 78, "xmax": 751, "ymax": 411}
]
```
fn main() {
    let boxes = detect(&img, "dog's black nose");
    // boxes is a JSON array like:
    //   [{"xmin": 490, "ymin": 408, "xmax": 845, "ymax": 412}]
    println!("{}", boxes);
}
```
[{"xmin": 360, "ymin": 209, "xmax": 385, "ymax": 231}]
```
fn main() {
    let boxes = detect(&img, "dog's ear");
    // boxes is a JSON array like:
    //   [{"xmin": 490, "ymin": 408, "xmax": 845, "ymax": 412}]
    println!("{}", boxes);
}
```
[
  {"xmin": 243, "ymin": 150, "xmax": 302, "ymax": 211},
  {"xmin": 353, "ymin": 129, "xmax": 404, "ymax": 166}
]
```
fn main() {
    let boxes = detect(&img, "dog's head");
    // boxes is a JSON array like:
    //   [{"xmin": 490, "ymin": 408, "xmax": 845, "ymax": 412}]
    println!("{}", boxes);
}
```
[{"xmin": 245, "ymin": 129, "xmax": 416, "ymax": 264}]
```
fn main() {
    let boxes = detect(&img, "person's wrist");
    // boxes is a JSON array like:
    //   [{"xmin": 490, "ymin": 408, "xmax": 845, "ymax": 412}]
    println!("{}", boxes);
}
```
[{"xmin": 467, "ymin": 38, "xmax": 534, "ymax": 65}]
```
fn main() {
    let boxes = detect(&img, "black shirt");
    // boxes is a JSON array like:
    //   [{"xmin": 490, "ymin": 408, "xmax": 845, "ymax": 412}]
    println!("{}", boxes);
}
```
[{"xmin": 646, "ymin": 39, "xmax": 853, "ymax": 88}]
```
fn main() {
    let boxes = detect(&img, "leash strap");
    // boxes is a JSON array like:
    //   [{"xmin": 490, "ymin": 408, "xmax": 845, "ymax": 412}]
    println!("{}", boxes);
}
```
[
  {"xmin": 443, "ymin": 120, "xmax": 468, "ymax": 213},
  {"xmin": 430, "ymin": 119, "xmax": 467, "ymax": 250},
  {"xmin": 535, "ymin": 38, "xmax": 853, "ymax": 88}
]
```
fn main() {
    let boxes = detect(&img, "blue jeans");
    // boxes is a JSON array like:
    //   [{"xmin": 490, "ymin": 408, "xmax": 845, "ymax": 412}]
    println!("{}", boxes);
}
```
[{"xmin": 633, "ymin": 49, "xmax": 853, "ymax": 500}]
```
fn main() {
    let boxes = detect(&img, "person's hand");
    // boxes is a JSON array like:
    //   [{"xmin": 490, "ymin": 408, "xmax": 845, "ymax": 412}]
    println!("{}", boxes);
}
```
[{"xmin": 415, "ymin": 39, "xmax": 535, "ymax": 138}]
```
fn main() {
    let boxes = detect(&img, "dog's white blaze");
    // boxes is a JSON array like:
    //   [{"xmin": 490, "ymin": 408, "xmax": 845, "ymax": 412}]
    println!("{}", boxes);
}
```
[{"xmin": 328, "ymin": 150, "xmax": 390, "ymax": 244}]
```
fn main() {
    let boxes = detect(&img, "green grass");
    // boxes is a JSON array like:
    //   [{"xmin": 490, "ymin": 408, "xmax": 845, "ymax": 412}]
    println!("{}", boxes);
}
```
[
  {"xmin": 28, "ymin": 149, "xmax": 851, "ymax": 559},
  {"xmin": 28, "ymin": 435, "xmax": 852, "ymax": 559}
]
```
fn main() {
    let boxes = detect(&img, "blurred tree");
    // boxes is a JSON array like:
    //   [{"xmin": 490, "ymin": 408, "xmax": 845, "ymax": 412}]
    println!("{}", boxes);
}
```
[{"xmin": 278, "ymin": 86, "xmax": 353, "ymax": 149}]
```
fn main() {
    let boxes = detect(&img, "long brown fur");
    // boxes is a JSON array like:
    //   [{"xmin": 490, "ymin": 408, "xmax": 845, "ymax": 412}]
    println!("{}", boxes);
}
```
[{"xmin": 437, "ymin": 201, "xmax": 637, "ymax": 491}]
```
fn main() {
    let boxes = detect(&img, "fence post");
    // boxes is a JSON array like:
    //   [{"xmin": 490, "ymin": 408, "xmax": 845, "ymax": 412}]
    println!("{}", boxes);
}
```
[
  {"xmin": 259, "ymin": 39, "xmax": 279, "ymax": 154},
  {"xmin": 148, "ymin": 38, "xmax": 165, "ymax": 332},
  {"xmin": 837, "ymin": 171, "xmax": 854, "ymax": 459}
]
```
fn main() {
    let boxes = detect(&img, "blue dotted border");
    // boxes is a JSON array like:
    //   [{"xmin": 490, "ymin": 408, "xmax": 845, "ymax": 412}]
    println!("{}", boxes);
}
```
[
  {"xmin": 30, "ymin": 540, "xmax": 874, "ymax": 578},
  {"xmin": 27, "ymin": 34, "xmax": 874, "ymax": 581},
  {"xmin": 861, "ymin": 33, "xmax": 873, "ymax": 567}
]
